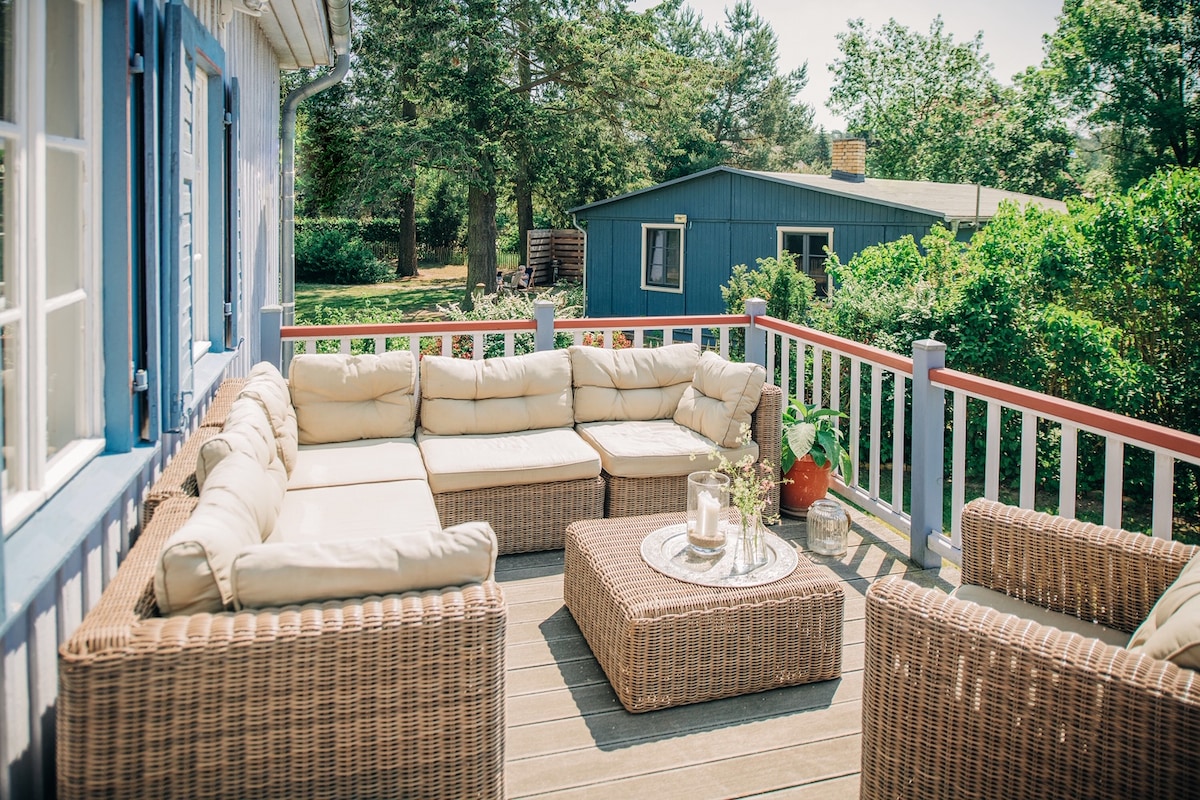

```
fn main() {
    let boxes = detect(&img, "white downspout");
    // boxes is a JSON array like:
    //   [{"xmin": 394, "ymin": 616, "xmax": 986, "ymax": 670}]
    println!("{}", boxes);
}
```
[{"xmin": 572, "ymin": 213, "xmax": 587, "ymax": 316}]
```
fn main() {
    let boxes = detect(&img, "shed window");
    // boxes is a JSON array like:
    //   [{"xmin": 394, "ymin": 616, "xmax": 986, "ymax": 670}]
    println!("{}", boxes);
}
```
[
  {"xmin": 778, "ymin": 227, "xmax": 833, "ymax": 296},
  {"xmin": 641, "ymin": 223, "xmax": 684, "ymax": 293}
]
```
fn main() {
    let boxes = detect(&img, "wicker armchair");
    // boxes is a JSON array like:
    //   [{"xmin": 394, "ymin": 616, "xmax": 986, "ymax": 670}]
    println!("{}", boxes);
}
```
[
  {"xmin": 58, "ymin": 497, "xmax": 508, "ymax": 800},
  {"xmin": 862, "ymin": 498, "xmax": 1200, "ymax": 800}
]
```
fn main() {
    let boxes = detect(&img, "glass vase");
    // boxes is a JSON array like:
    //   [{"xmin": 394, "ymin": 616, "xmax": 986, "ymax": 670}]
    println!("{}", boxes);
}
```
[{"xmin": 735, "ymin": 510, "xmax": 769, "ymax": 572}]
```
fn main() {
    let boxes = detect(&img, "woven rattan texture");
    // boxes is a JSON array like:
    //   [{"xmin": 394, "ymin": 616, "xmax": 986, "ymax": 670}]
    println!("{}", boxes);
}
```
[
  {"xmin": 564, "ymin": 512, "xmax": 843, "ymax": 712},
  {"xmin": 141, "ymin": 426, "xmax": 217, "ymax": 527},
  {"xmin": 604, "ymin": 384, "xmax": 783, "ymax": 519},
  {"xmin": 434, "ymin": 476, "xmax": 606, "ymax": 554},
  {"xmin": 198, "ymin": 376, "xmax": 248, "ymax": 428},
  {"xmin": 961, "ymin": 498, "xmax": 1198, "ymax": 632},
  {"xmin": 58, "ymin": 496, "xmax": 508, "ymax": 800},
  {"xmin": 862, "ymin": 500, "xmax": 1200, "ymax": 800}
]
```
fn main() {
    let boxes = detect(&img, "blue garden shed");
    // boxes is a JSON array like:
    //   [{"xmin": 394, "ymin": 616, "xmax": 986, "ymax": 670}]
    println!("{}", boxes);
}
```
[{"xmin": 571, "ymin": 141, "xmax": 1066, "ymax": 318}]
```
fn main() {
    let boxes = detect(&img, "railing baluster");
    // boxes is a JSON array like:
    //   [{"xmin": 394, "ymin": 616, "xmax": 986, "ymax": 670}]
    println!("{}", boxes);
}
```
[
  {"xmin": 766, "ymin": 334, "xmax": 777, "ymax": 388},
  {"xmin": 779, "ymin": 338, "xmax": 790, "ymax": 401},
  {"xmin": 1153, "ymin": 452, "xmax": 1174, "ymax": 540},
  {"xmin": 719, "ymin": 327, "xmax": 729, "ymax": 358},
  {"xmin": 441, "ymin": 335, "xmax": 452, "ymax": 357},
  {"xmin": 830, "ymin": 351, "xmax": 841, "ymax": 433},
  {"xmin": 1020, "ymin": 412, "xmax": 1037, "ymax": 509},
  {"xmin": 504, "ymin": 333, "xmax": 514, "ymax": 357},
  {"xmin": 472, "ymin": 334, "xmax": 484, "ymax": 359},
  {"xmin": 891, "ymin": 373, "xmax": 905, "ymax": 513},
  {"xmin": 692, "ymin": 326, "xmax": 702, "ymax": 348},
  {"xmin": 795, "ymin": 342, "xmax": 806, "ymax": 405},
  {"xmin": 304, "ymin": 338, "xmax": 316, "ymax": 355},
  {"xmin": 951, "ymin": 391, "xmax": 967, "ymax": 550},
  {"xmin": 985, "ymin": 401, "xmax": 1001, "ymax": 501},
  {"xmin": 633, "ymin": 329, "xmax": 644, "ymax": 348},
  {"xmin": 814, "ymin": 347, "xmax": 824, "ymax": 408},
  {"xmin": 1104, "ymin": 439, "xmax": 1124, "ymax": 529},
  {"xmin": 1060, "ymin": 423, "xmax": 1078, "ymax": 519},
  {"xmin": 849, "ymin": 358, "xmax": 861, "ymax": 488},
  {"xmin": 339, "ymin": 339, "xmax": 351, "ymax": 355},
  {"xmin": 373, "ymin": 336, "xmax": 385, "ymax": 354},
  {"xmin": 870, "ymin": 365, "xmax": 882, "ymax": 501}
]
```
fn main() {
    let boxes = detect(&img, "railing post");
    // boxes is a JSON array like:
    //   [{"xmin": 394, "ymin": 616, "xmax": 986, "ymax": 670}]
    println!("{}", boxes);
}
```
[
  {"xmin": 910, "ymin": 339, "xmax": 946, "ymax": 569},
  {"xmin": 744, "ymin": 297, "xmax": 767, "ymax": 368},
  {"xmin": 534, "ymin": 300, "xmax": 556, "ymax": 352},
  {"xmin": 260, "ymin": 305, "xmax": 283, "ymax": 372}
]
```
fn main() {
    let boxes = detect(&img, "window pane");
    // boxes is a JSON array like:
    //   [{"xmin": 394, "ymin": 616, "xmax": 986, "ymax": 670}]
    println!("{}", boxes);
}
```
[
  {"xmin": 0, "ymin": 0, "xmax": 13, "ymax": 122},
  {"xmin": 1, "ymin": 322, "xmax": 19, "ymax": 495},
  {"xmin": 46, "ymin": 301, "xmax": 84, "ymax": 457},
  {"xmin": 0, "ymin": 138, "xmax": 8, "ymax": 310},
  {"xmin": 46, "ymin": 148, "xmax": 82, "ymax": 296},
  {"xmin": 645, "ymin": 228, "xmax": 681, "ymax": 288},
  {"xmin": 46, "ymin": 0, "xmax": 81, "ymax": 138}
]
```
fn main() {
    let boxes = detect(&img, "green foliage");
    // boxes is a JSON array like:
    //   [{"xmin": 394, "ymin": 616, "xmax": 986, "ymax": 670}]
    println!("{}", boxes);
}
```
[
  {"xmin": 721, "ymin": 252, "xmax": 814, "ymax": 323},
  {"xmin": 781, "ymin": 401, "xmax": 852, "ymax": 475},
  {"xmin": 294, "ymin": 226, "xmax": 392, "ymax": 285},
  {"xmin": 433, "ymin": 284, "xmax": 585, "ymax": 357}
]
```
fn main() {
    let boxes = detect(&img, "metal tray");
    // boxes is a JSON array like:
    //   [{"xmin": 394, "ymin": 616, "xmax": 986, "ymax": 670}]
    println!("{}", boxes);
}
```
[{"xmin": 639, "ymin": 522, "xmax": 799, "ymax": 587}]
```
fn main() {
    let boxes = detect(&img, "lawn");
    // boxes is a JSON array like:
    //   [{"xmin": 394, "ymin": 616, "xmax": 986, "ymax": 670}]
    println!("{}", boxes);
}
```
[{"xmin": 296, "ymin": 264, "xmax": 469, "ymax": 321}]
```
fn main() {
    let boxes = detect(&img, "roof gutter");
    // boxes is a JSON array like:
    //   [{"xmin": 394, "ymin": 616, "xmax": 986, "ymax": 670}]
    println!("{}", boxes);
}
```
[{"xmin": 280, "ymin": 0, "xmax": 352, "ymax": 359}]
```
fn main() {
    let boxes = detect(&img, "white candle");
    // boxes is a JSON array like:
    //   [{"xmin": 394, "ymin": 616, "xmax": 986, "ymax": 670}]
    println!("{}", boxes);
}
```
[{"xmin": 699, "ymin": 493, "xmax": 718, "ymax": 538}]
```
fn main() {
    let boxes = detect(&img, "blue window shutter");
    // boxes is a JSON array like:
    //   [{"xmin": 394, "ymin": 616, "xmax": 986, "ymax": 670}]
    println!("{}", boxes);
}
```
[{"xmin": 225, "ymin": 78, "xmax": 240, "ymax": 349}]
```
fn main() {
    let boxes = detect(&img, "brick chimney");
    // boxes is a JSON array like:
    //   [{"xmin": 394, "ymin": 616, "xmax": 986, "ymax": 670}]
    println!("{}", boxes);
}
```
[{"xmin": 831, "ymin": 138, "xmax": 866, "ymax": 183}]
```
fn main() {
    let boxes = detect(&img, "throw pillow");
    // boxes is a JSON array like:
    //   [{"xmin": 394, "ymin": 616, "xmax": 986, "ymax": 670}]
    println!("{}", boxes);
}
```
[
  {"xmin": 1128, "ymin": 553, "xmax": 1200, "ymax": 669},
  {"xmin": 673, "ymin": 352, "xmax": 767, "ymax": 448},
  {"xmin": 289, "ymin": 351, "xmax": 418, "ymax": 444}
]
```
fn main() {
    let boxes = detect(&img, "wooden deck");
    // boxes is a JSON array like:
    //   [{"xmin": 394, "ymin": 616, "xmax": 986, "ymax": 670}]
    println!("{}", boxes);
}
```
[{"xmin": 496, "ymin": 507, "xmax": 961, "ymax": 799}]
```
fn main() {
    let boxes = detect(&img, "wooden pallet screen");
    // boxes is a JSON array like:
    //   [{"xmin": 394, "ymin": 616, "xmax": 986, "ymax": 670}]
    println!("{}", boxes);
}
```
[{"xmin": 526, "ymin": 229, "xmax": 584, "ymax": 285}]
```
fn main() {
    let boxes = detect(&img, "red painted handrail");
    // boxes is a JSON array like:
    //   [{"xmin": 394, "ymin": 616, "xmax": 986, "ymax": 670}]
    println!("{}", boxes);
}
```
[
  {"xmin": 553, "ymin": 314, "xmax": 749, "ymax": 330},
  {"xmin": 280, "ymin": 319, "xmax": 536, "ymax": 338},
  {"xmin": 933, "ymin": 367, "xmax": 1200, "ymax": 461},
  {"xmin": 756, "ymin": 316, "xmax": 914, "ymax": 375}
]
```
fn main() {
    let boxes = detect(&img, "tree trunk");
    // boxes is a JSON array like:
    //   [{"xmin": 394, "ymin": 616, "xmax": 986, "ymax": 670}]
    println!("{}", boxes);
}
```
[
  {"xmin": 465, "ymin": 180, "xmax": 498, "ymax": 310},
  {"xmin": 396, "ymin": 99, "xmax": 419, "ymax": 278},
  {"xmin": 515, "ymin": 151, "xmax": 534, "ymax": 269}
]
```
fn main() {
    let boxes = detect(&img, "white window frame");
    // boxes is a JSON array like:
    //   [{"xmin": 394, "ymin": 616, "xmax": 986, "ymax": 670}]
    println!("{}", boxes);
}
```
[
  {"xmin": 777, "ymin": 226, "xmax": 833, "ymax": 292},
  {"xmin": 640, "ymin": 222, "xmax": 685, "ymax": 294},
  {"xmin": 0, "ymin": 0, "xmax": 105, "ymax": 533}
]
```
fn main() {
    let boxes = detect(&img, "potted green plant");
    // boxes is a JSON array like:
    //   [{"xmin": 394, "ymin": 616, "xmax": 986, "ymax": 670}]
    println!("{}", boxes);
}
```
[{"xmin": 780, "ymin": 401, "xmax": 852, "ymax": 515}]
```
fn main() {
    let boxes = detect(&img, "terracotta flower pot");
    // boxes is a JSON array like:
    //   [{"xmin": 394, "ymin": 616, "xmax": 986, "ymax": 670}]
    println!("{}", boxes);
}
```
[{"xmin": 781, "ymin": 454, "xmax": 832, "ymax": 516}]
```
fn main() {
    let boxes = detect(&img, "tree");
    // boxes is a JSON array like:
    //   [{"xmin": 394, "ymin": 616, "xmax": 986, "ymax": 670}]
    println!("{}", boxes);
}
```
[
  {"xmin": 828, "ymin": 17, "xmax": 1073, "ymax": 197},
  {"xmin": 1047, "ymin": 0, "xmax": 1200, "ymax": 187}
]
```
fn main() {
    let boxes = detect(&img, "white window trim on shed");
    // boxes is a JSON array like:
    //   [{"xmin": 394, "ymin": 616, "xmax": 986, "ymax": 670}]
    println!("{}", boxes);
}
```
[
  {"xmin": 640, "ymin": 222, "xmax": 685, "ymax": 294},
  {"xmin": 777, "ymin": 226, "xmax": 834, "ymax": 294}
]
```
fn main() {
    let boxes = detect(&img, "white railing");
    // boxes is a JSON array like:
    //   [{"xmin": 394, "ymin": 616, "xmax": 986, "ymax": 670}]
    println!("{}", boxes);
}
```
[{"xmin": 265, "ymin": 300, "xmax": 1200, "ymax": 566}]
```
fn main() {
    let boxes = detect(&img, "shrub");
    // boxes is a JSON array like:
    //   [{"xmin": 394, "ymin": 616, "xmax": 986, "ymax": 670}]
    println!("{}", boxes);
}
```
[{"xmin": 295, "ymin": 227, "xmax": 392, "ymax": 284}]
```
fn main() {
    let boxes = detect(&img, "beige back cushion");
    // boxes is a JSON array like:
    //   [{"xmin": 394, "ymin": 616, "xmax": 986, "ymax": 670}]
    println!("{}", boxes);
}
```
[
  {"xmin": 239, "ymin": 362, "xmax": 299, "ymax": 474},
  {"xmin": 571, "ymin": 343, "xmax": 700, "ymax": 422},
  {"xmin": 289, "ymin": 351, "xmax": 418, "ymax": 444},
  {"xmin": 673, "ymin": 352, "xmax": 767, "ymax": 448},
  {"xmin": 1128, "ymin": 553, "xmax": 1200, "ymax": 669},
  {"xmin": 231, "ymin": 521, "xmax": 498, "ymax": 609},
  {"xmin": 154, "ymin": 452, "xmax": 288, "ymax": 615},
  {"xmin": 420, "ymin": 349, "xmax": 573, "ymax": 434},
  {"xmin": 195, "ymin": 397, "xmax": 276, "ymax": 491}
]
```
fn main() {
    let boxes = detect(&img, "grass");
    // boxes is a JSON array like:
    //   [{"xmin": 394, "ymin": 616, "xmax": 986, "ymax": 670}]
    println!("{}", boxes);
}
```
[{"xmin": 297, "ymin": 263, "xmax": 469, "ymax": 321}]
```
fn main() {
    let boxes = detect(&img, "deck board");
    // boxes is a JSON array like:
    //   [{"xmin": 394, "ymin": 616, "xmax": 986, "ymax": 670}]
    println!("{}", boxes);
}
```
[{"xmin": 497, "ymin": 509, "xmax": 959, "ymax": 799}]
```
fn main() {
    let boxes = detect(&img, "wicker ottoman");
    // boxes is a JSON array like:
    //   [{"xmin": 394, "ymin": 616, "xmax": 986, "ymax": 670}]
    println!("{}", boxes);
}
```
[{"xmin": 564, "ymin": 512, "xmax": 844, "ymax": 713}]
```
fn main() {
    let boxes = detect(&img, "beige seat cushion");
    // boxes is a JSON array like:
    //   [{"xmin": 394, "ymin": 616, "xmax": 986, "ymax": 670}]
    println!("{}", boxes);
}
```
[
  {"xmin": 576, "ymin": 419, "xmax": 758, "ymax": 479},
  {"xmin": 289, "ymin": 438, "xmax": 427, "ymax": 490},
  {"xmin": 420, "ymin": 349, "xmax": 573, "ymax": 435},
  {"xmin": 275, "ymin": 480, "xmax": 442, "ymax": 543},
  {"xmin": 570, "ymin": 343, "xmax": 700, "ymax": 422},
  {"xmin": 154, "ymin": 452, "xmax": 288, "ymax": 615},
  {"xmin": 416, "ymin": 427, "xmax": 602, "ymax": 493},
  {"xmin": 231, "ymin": 521, "xmax": 498, "ymax": 610},
  {"xmin": 239, "ymin": 362, "xmax": 299, "ymax": 474},
  {"xmin": 673, "ymin": 352, "xmax": 767, "ymax": 448},
  {"xmin": 1128, "ymin": 554, "xmax": 1200, "ymax": 668},
  {"xmin": 953, "ymin": 584, "xmax": 1129, "ymax": 648},
  {"xmin": 289, "ymin": 351, "xmax": 418, "ymax": 444},
  {"xmin": 195, "ymin": 396, "xmax": 276, "ymax": 490}
]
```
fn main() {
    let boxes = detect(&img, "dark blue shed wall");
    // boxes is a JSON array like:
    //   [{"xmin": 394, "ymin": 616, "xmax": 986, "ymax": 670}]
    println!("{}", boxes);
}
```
[{"xmin": 579, "ymin": 172, "xmax": 944, "ymax": 317}]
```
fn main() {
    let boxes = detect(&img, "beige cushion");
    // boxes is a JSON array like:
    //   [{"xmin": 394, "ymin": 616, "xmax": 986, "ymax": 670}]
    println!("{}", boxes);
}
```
[
  {"xmin": 576, "ymin": 419, "xmax": 758, "ymax": 479},
  {"xmin": 674, "ymin": 352, "xmax": 767, "ymax": 448},
  {"xmin": 1128, "ymin": 554, "xmax": 1200, "ymax": 668},
  {"xmin": 289, "ymin": 351, "xmax": 417, "ymax": 444},
  {"xmin": 570, "ymin": 343, "xmax": 700, "ymax": 422},
  {"xmin": 419, "ymin": 349, "xmax": 573, "ymax": 435},
  {"xmin": 239, "ymin": 362, "xmax": 299, "ymax": 474},
  {"xmin": 953, "ymin": 585, "xmax": 1129, "ymax": 648},
  {"xmin": 195, "ymin": 397, "xmax": 276, "ymax": 490},
  {"xmin": 289, "ymin": 438, "xmax": 427, "ymax": 490},
  {"xmin": 154, "ymin": 452, "xmax": 288, "ymax": 615},
  {"xmin": 416, "ymin": 427, "xmax": 601, "ymax": 493},
  {"xmin": 275, "ymin": 480, "xmax": 443, "ymax": 543},
  {"xmin": 231, "ymin": 521, "xmax": 498, "ymax": 610}
]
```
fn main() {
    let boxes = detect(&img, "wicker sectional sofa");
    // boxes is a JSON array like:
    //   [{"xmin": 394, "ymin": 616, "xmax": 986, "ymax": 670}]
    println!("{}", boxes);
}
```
[{"xmin": 58, "ymin": 344, "xmax": 781, "ymax": 799}]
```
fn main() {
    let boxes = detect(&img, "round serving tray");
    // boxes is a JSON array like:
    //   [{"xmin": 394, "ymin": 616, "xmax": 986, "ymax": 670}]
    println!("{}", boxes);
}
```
[{"xmin": 640, "ymin": 522, "xmax": 799, "ymax": 588}]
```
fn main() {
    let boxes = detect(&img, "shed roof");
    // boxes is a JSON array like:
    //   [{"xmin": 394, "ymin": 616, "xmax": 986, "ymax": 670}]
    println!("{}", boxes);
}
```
[{"xmin": 569, "ymin": 166, "xmax": 1067, "ymax": 222}]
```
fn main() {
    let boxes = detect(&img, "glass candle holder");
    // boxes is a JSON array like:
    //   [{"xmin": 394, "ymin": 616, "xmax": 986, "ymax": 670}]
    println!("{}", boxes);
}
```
[
  {"xmin": 686, "ymin": 471, "xmax": 730, "ymax": 554},
  {"xmin": 806, "ymin": 498, "xmax": 851, "ymax": 556}
]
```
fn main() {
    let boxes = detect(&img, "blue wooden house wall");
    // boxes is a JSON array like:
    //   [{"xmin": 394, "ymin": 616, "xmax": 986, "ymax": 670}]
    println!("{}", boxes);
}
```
[{"xmin": 578, "ymin": 170, "xmax": 945, "ymax": 318}]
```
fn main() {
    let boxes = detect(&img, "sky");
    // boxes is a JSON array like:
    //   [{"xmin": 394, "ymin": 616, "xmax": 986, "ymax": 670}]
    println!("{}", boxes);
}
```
[{"xmin": 639, "ymin": 0, "xmax": 1066, "ymax": 132}]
